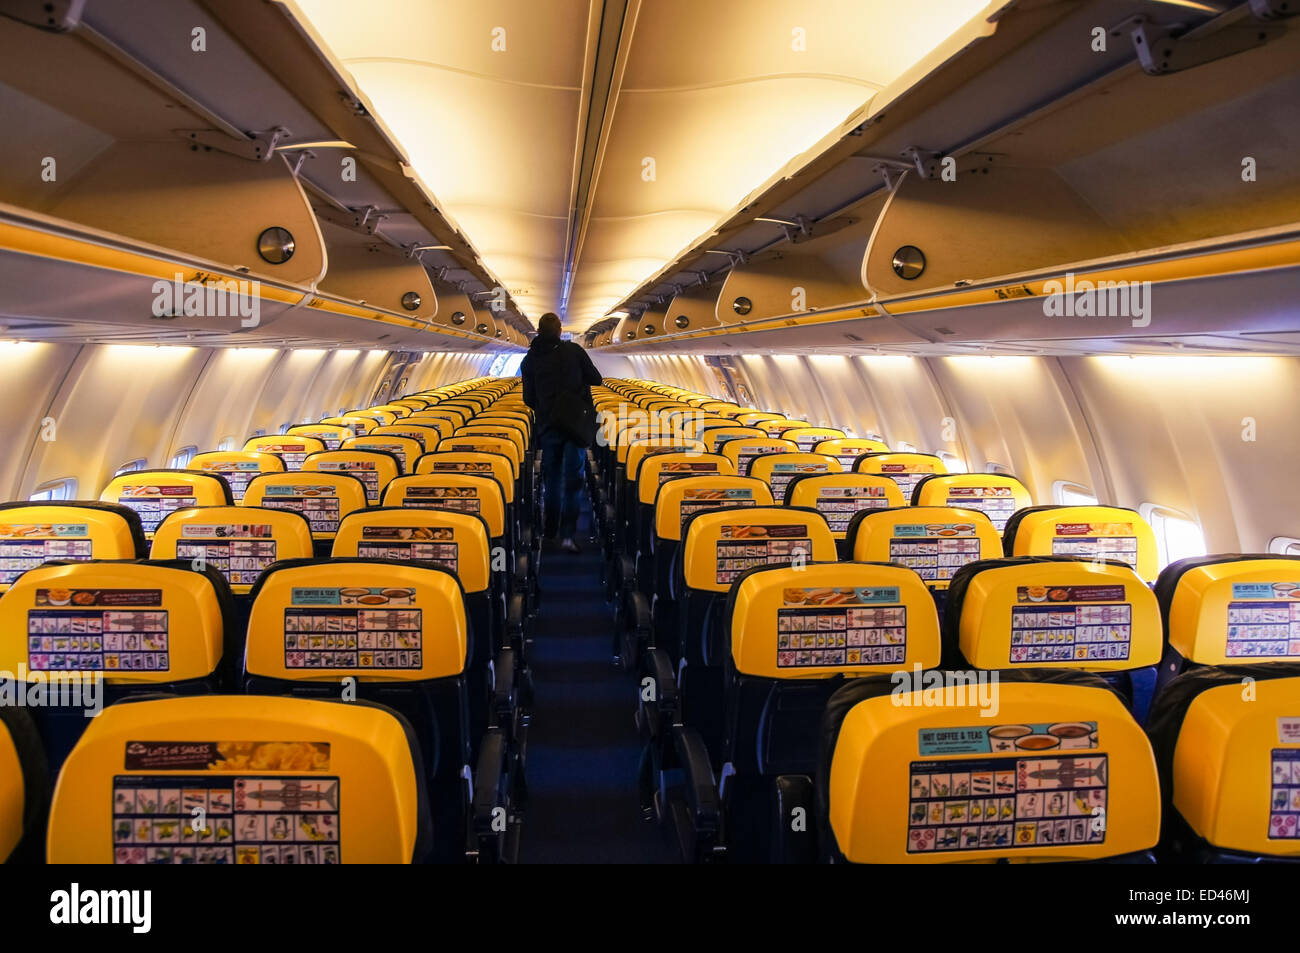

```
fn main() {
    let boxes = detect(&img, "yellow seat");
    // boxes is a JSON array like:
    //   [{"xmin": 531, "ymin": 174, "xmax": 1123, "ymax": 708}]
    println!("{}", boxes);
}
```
[
  {"xmin": 0, "ymin": 502, "xmax": 146, "ymax": 594},
  {"xmin": 320, "ymin": 414, "xmax": 378, "ymax": 436},
  {"xmin": 286, "ymin": 423, "xmax": 353, "ymax": 450},
  {"xmin": 912, "ymin": 473, "xmax": 1033, "ymax": 532},
  {"xmin": 302, "ymin": 449, "xmax": 401, "ymax": 505},
  {"xmin": 825, "ymin": 678, "xmax": 1160, "ymax": 863},
  {"xmin": 813, "ymin": 437, "xmax": 891, "ymax": 469},
  {"xmin": 99, "ymin": 470, "xmax": 233, "ymax": 539},
  {"xmin": 697, "ymin": 425, "xmax": 767, "ymax": 454},
  {"xmin": 856, "ymin": 452, "xmax": 947, "ymax": 499},
  {"xmin": 414, "ymin": 451, "xmax": 515, "ymax": 505},
  {"xmin": 784, "ymin": 473, "xmax": 905, "ymax": 540},
  {"xmin": 369, "ymin": 424, "xmax": 445, "ymax": 455},
  {"xmin": 382, "ymin": 474, "xmax": 506, "ymax": 540},
  {"xmin": 747, "ymin": 452, "xmax": 842, "ymax": 502},
  {"xmin": 782, "ymin": 427, "xmax": 847, "ymax": 453},
  {"xmin": 719, "ymin": 437, "xmax": 799, "ymax": 477},
  {"xmin": 1004, "ymin": 505, "xmax": 1159, "ymax": 583},
  {"xmin": 47, "ymin": 695, "xmax": 428, "ymax": 863},
  {"xmin": 150, "ymin": 505, "xmax": 314, "ymax": 595},
  {"xmin": 241, "ymin": 472, "xmax": 369, "ymax": 541},
  {"xmin": 241, "ymin": 435, "xmax": 326, "ymax": 471},
  {"xmin": 341, "ymin": 434, "xmax": 423, "ymax": 475},
  {"xmin": 189, "ymin": 450, "xmax": 286, "ymax": 503},
  {"xmin": 849, "ymin": 506, "xmax": 1002, "ymax": 590},
  {"xmin": 1149, "ymin": 671, "xmax": 1300, "ymax": 860}
]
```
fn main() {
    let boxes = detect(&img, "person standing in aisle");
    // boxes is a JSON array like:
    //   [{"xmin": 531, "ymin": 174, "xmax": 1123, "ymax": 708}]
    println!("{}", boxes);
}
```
[{"xmin": 521, "ymin": 312, "xmax": 602, "ymax": 552}]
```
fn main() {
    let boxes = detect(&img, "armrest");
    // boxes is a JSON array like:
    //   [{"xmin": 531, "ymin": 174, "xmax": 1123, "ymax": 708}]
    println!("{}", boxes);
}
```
[
  {"xmin": 506, "ymin": 592, "xmax": 526, "ymax": 649},
  {"xmin": 771, "ymin": 774, "xmax": 817, "ymax": 864},
  {"xmin": 672, "ymin": 725, "xmax": 720, "ymax": 841},
  {"xmin": 616, "ymin": 553, "xmax": 637, "ymax": 595},
  {"xmin": 491, "ymin": 647, "xmax": 517, "ymax": 727},
  {"xmin": 637, "ymin": 646, "xmax": 678, "ymax": 741},
  {"xmin": 616, "ymin": 589, "xmax": 654, "ymax": 670},
  {"xmin": 471, "ymin": 728, "xmax": 508, "ymax": 842}
]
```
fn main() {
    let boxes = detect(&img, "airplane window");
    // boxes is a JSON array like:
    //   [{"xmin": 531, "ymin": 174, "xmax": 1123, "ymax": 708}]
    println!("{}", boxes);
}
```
[
  {"xmin": 897, "ymin": 440, "xmax": 917, "ymax": 452},
  {"xmin": 250, "ymin": 429, "xmax": 267, "ymax": 438},
  {"xmin": 169, "ymin": 445, "xmax": 198, "ymax": 468},
  {"xmin": 1269, "ymin": 537, "xmax": 1300, "ymax": 557},
  {"xmin": 278, "ymin": 422, "xmax": 292, "ymax": 434},
  {"xmin": 1141, "ymin": 504, "xmax": 1208, "ymax": 568},
  {"xmin": 114, "ymin": 458, "xmax": 148, "ymax": 476},
  {"xmin": 29, "ymin": 478, "xmax": 77, "ymax": 501},
  {"xmin": 936, "ymin": 451, "xmax": 967, "ymax": 473},
  {"xmin": 986, "ymin": 462, "xmax": 1014, "ymax": 476},
  {"xmin": 217, "ymin": 436, "xmax": 237, "ymax": 451},
  {"xmin": 1053, "ymin": 480, "xmax": 1098, "ymax": 506}
]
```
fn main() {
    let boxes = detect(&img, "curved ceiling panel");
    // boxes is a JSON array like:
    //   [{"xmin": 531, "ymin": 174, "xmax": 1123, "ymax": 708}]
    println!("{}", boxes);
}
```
[{"xmin": 287, "ymin": 0, "xmax": 994, "ymax": 331}]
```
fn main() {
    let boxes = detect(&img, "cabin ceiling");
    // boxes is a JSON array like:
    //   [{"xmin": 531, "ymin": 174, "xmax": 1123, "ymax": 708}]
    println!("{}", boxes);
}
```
[{"xmin": 286, "ymin": 0, "xmax": 995, "ymax": 330}]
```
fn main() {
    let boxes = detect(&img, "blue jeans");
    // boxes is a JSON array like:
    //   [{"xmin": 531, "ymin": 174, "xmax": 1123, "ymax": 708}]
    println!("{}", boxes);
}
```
[{"xmin": 540, "ymin": 429, "xmax": 586, "ymax": 538}]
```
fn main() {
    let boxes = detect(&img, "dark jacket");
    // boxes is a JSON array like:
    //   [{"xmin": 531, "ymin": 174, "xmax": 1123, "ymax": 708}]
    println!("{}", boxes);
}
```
[{"xmin": 520, "ymin": 333, "xmax": 602, "ymax": 435}]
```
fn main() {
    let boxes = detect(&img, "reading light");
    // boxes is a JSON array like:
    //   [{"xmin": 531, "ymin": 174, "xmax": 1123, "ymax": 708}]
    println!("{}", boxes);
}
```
[
  {"xmin": 892, "ymin": 245, "xmax": 926, "ymax": 280},
  {"xmin": 675, "ymin": 315, "xmax": 689, "ymax": 329},
  {"xmin": 732, "ymin": 297, "xmax": 753, "ymax": 316},
  {"xmin": 257, "ymin": 227, "xmax": 296, "ymax": 264},
  {"xmin": 401, "ymin": 292, "xmax": 421, "ymax": 311},
  {"xmin": 451, "ymin": 311, "xmax": 466, "ymax": 325}
]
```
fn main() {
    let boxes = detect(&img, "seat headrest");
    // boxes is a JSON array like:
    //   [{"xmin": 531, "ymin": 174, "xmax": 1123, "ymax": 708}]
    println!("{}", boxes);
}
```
[
  {"xmin": 783, "ymin": 473, "xmax": 905, "ymax": 536},
  {"xmin": 0, "ymin": 561, "xmax": 226, "ymax": 684},
  {"xmin": 848, "ymin": 506, "xmax": 1002, "ymax": 590},
  {"xmin": 331, "ymin": 507, "xmax": 491, "ymax": 594},
  {"xmin": 681, "ymin": 506, "xmax": 837, "ymax": 592},
  {"xmin": 47, "ymin": 695, "xmax": 429, "ymax": 863},
  {"xmin": 825, "ymin": 677, "xmax": 1159, "ymax": 863},
  {"xmin": 150, "ymin": 505, "xmax": 314, "ymax": 595},
  {"xmin": 653, "ymin": 476, "xmax": 773, "ymax": 541},
  {"xmin": 1156, "ymin": 555, "xmax": 1300, "ymax": 664},
  {"xmin": 1003, "ymin": 505, "xmax": 1159, "ymax": 583},
  {"xmin": 946, "ymin": 556, "xmax": 1163, "ymax": 672},
  {"xmin": 912, "ymin": 474, "xmax": 1033, "ymax": 532},
  {"xmin": 729, "ymin": 562, "xmax": 939, "ymax": 678},
  {"xmin": 99, "ymin": 470, "xmax": 234, "ymax": 537},
  {"xmin": 242, "ymin": 472, "xmax": 369, "ymax": 539},
  {"xmin": 0, "ymin": 501, "xmax": 147, "ymax": 593},
  {"xmin": 245, "ymin": 559, "xmax": 467, "ymax": 681}
]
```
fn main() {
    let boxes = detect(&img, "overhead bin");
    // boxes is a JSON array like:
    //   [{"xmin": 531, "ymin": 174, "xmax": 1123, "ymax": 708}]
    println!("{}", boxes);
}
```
[
  {"xmin": 316, "ymin": 220, "xmax": 437, "ymax": 323},
  {"xmin": 595, "ymin": 1, "xmax": 1300, "ymax": 355}
]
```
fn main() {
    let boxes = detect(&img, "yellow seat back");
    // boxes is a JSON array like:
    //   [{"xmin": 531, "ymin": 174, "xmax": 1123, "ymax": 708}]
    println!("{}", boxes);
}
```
[
  {"xmin": 731, "ymin": 563, "xmax": 939, "ymax": 677},
  {"xmin": 100, "ymin": 471, "xmax": 233, "ymax": 539},
  {"xmin": 912, "ymin": 473, "xmax": 1033, "ymax": 531},
  {"xmin": 682, "ymin": 506, "xmax": 837, "ymax": 592},
  {"xmin": 850, "ymin": 506, "xmax": 1003, "ymax": 590},
  {"xmin": 150, "ymin": 505, "xmax": 314, "ymax": 595},
  {"xmin": 0, "ymin": 502, "xmax": 145, "ymax": 594},
  {"xmin": 0, "ymin": 561, "xmax": 224, "ymax": 685},
  {"xmin": 785, "ymin": 473, "xmax": 906, "ymax": 539},
  {"xmin": 241, "ymin": 472, "xmax": 368, "ymax": 541},
  {"xmin": 302, "ymin": 449, "xmax": 400, "ymax": 505},
  {"xmin": 242, "ymin": 435, "xmax": 326, "ymax": 471},
  {"xmin": 829, "ymin": 680, "xmax": 1160, "ymax": 863},
  {"xmin": 47, "ymin": 695, "xmax": 423, "ymax": 863}
]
